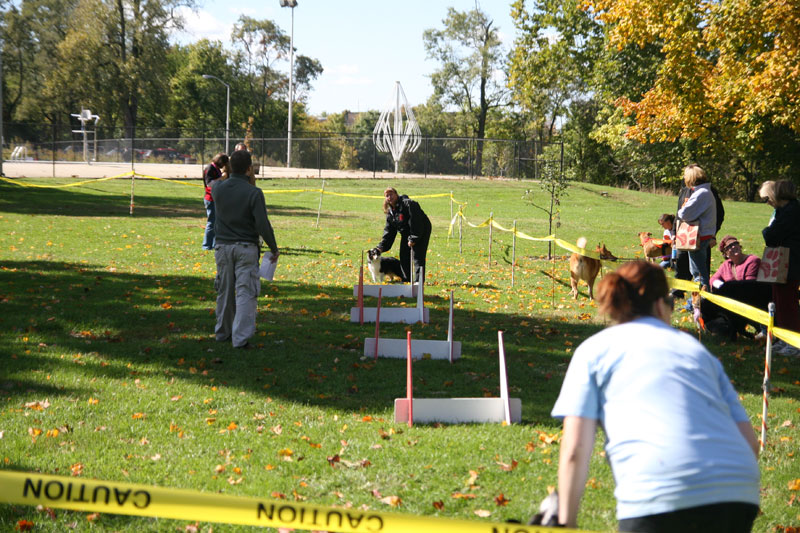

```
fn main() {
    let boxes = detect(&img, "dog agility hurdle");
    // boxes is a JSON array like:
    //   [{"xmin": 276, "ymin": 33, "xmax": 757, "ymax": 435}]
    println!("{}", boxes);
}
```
[
  {"xmin": 394, "ymin": 331, "xmax": 521, "ymax": 424},
  {"xmin": 364, "ymin": 290, "xmax": 460, "ymax": 361}
]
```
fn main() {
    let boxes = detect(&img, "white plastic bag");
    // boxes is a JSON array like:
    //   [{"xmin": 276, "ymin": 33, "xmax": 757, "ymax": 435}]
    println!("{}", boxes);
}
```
[{"xmin": 259, "ymin": 253, "xmax": 278, "ymax": 281}]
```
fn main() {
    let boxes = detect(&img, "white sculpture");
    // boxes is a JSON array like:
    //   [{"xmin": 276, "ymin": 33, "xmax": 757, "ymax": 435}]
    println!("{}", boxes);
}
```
[
  {"xmin": 373, "ymin": 81, "xmax": 422, "ymax": 174},
  {"xmin": 70, "ymin": 109, "xmax": 100, "ymax": 163}
]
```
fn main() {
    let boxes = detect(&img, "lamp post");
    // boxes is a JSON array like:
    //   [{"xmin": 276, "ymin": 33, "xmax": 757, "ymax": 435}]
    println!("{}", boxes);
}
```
[
  {"xmin": 280, "ymin": 0, "xmax": 297, "ymax": 168},
  {"xmin": 0, "ymin": 24, "xmax": 5, "ymax": 176},
  {"xmin": 202, "ymin": 74, "xmax": 230, "ymax": 154}
]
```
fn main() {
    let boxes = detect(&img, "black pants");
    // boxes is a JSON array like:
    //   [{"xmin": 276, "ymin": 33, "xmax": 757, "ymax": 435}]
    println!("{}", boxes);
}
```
[
  {"xmin": 700, "ymin": 281, "xmax": 773, "ymax": 338},
  {"xmin": 398, "ymin": 232, "xmax": 429, "ymax": 283},
  {"xmin": 619, "ymin": 502, "xmax": 759, "ymax": 533}
]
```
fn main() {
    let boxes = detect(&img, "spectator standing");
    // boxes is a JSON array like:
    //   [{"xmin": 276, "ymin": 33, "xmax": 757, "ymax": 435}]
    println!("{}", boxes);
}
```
[
  {"xmin": 553, "ymin": 260, "xmax": 760, "ymax": 532},
  {"xmin": 202, "ymin": 153, "xmax": 229, "ymax": 250},
  {"xmin": 211, "ymin": 150, "xmax": 279, "ymax": 349},
  {"xmin": 759, "ymin": 180, "xmax": 800, "ymax": 355},
  {"xmin": 657, "ymin": 213, "xmax": 675, "ymax": 269},
  {"xmin": 374, "ymin": 187, "xmax": 432, "ymax": 283},
  {"xmin": 677, "ymin": 164, "xmax": 716, "ymax": 288}
]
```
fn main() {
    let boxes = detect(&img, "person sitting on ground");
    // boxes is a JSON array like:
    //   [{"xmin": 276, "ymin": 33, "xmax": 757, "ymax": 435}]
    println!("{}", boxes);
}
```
[
  {"xmin": 697, "ymin": 236, "xmax": 770, "ymax": 339},
  {"xmin": 657, "ymin": 213, "xmax": 675, "ymax": 269},
  {"xmin": 553, "ymin": 260, "xmax": 760, "ymax": 532}
]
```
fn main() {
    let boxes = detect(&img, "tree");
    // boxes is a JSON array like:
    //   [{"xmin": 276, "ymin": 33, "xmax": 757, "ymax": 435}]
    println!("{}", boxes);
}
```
[
  {"xmin": 43, "ymin": 0, "xmax": 193, "ymax": 132},
  {"xmin": 585, "ymin": 0, "xmax": 800, "ymax": 199},
  {"xmin": 508, "ymin": 0, "xmax": 604, "ymax": 143},
  {"xmin": 423, "ymin": 5, "xmax": 509, "ymax": 175}
]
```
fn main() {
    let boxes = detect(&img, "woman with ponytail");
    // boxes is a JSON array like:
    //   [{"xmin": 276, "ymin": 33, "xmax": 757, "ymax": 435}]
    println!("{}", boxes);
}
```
[{"xmin": 552, "ymin": 261, "xmax": 760, "ymax": 532}]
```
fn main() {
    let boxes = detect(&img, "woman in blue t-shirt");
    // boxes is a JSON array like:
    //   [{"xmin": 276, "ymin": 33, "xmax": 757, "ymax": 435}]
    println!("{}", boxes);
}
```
[{"xmin": 552, "ymin": 261, "xmax": 760, "ymax": 532}]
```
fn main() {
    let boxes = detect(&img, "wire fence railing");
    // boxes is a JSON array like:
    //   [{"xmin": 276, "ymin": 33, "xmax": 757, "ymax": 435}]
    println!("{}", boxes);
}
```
[{"xmin": 1, "ymin": 123, "xmax": 562, "ymax": 180}]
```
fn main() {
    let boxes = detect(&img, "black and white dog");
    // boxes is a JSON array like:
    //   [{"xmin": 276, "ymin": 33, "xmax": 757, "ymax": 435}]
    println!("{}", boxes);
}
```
[{"xmin": 366, "ymin": 249, "xmax": 405, "ymax": 283}]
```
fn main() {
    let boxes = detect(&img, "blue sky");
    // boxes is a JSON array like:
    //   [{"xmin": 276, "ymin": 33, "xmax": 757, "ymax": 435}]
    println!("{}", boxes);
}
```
[{"xmin": 175, "ymin": 1, "xmax": 517, "ymax": 116}]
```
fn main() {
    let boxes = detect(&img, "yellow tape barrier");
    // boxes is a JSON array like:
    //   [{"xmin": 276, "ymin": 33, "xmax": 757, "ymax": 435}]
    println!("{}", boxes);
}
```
[
  {"xmin": 667, "ymin": 278, "xmax": 800, "ymax": 347},
  {"xmin": 0, "ymin": 172, "xmax": 135, "ymax": 189},
  {"xmin": 0, "ymin": 471, "xmax": 578, "ymax": 533},
  {"xmin": 449, "ymin": 211, "xmax": 608, "ymax": 260},
  {"xmin": 0, "ymin": 175, "xmax": 455, "ymax": 202}
]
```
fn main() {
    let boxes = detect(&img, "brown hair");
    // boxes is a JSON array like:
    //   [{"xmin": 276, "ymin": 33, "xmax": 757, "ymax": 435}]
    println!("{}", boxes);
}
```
[
  {"xmin": 383, "ymin": 187, "xmax": 399, "ymax": 214},
  {"xmin": 775, "ymin": 179, "xmax": 797, "ymax": 202},
  {"xmin": 596, "ymin": 261, "xmax": 669, "ymax": 324},
  {"xmin": 658, "ymin": 213, "xmax": 675, "ymax": 225},
  {"xmin": 718, "ymin": 235, "xmax": 739, "ymax": 257},
  {"xmin": 683, "ymin": 164, "xmax": 709, "ymax": 187}
]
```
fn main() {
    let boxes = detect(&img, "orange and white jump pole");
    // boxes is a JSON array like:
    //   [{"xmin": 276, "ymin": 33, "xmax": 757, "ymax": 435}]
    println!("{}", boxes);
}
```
[
  {"xmin": 373, "ymin": 288, "xmax": 382, "ymax": 360},
  {"xmin": 761, "ymin": 302, "xmax": 775, "ymax": 453},
  {"xmin": 406, "ymin": 331, "xmax": 413, "ymax": 427}
]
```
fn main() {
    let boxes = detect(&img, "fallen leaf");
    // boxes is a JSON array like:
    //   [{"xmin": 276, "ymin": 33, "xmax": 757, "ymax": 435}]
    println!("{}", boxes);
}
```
[
  {"xmin": 432, "ymin": 500, "xmax": 444, "ymax": 510},
  {"xmin": 15, "ymin": 519, "xmax": 34, "ymax": 531},
  {"xmin": 788, "ymin": 479, "xmax": 800, "ymax": 491},
  {"xmin": 496, "ymin": 459, "xmax": 518, "ymax": 471},
  {"xmin": 494, "ymin": 493, "xmax": 510, "ymax": 506},
  {"xmin": 474, "ymin": 509, "xmax": 491, "ymax": 517},
  {"xmin": 70, "ymin": 463, "xmax": 84, "ymax": 476},
  {"xmin": 86, "ymin": 513, "xmax": 100, "ymax": 522},
  {"xmin": 380, "ymin": 495, "xmax": 402, "ymax": 507},
  {"xmin": 451, "ymin": 492, "xmax": 476, "ymax": 499}
]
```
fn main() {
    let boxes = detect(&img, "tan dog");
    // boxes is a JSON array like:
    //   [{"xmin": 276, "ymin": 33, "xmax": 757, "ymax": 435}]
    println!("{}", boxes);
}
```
[
  {"xmin": 570, "ymin": 238, "xmax": 615, "ymax": 300},
  {"xmin": 638, "ymin": 231, "xmax": 669, "ymax": 262}
]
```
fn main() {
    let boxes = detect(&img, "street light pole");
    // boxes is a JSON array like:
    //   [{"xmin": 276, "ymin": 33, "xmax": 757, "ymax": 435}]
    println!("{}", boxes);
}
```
[
  {"xmin": 202, "ymin": 74, "xmax": 230, "ymax": 154},
  {"xmin": 0, "ymin": 24, "xmax": 5, "ymax": 176},
  {"xmin": 280, "ymin": 0, "xmax": 297, "ymax": 168}
]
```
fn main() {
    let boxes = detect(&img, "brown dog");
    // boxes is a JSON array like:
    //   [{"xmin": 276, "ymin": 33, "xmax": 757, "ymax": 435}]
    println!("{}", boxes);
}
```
[
  {"xmin": 570, "ymin": 238, "xmax": 615, "ymax": 300},
  {"xmin": 638, "ymin": 231, "xmax": 669, "ymax": 262}
]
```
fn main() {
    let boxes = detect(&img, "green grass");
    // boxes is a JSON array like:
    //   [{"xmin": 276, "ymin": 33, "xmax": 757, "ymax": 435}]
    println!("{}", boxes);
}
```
[{"xmin": 0, "ymin": 177, "xmax": 798, "ymax": 532}]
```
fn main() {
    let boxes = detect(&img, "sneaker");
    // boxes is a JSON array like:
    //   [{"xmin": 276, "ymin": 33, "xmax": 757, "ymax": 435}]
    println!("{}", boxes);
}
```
[{"xmin": 773, "ymin": 340, "xmax": 800, "ymax": 356}]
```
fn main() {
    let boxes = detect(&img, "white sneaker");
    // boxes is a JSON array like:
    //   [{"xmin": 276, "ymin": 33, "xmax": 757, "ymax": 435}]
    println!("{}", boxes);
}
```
[{"xmin": 773, "ymin": 340, "xmax": 800, "ymax": 356}]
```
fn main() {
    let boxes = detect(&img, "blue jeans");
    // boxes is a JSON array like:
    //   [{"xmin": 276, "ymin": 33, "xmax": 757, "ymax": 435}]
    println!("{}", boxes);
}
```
[
  {"xmin": 202, "ymin": 199, "xmax": 215, "ymax": 250},
  {"xmin": 687, "ymin": 239, "xmax": 711, "ymax": 287}
]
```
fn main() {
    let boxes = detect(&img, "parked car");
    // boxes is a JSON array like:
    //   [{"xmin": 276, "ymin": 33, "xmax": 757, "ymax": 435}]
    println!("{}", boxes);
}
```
[{"xmin": 151, "ymin": 147, "xmax": 196, "ymax": 164}]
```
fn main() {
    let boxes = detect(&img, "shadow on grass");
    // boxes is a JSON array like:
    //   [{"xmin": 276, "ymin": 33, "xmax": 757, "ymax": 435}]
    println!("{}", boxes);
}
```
[
  {"xmin": 0, "ymin": 182, "xmax": 329, "ymax": 220},
  {"xmin": 5, "ymin": 260, "xmax": 784, "ymax": 427}
]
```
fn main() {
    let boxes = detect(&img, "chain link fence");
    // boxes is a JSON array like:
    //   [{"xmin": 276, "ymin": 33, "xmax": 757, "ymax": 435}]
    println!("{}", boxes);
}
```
[{"xmin": 2, "ymin": 123, "xmax": 562, "ymax": 180}]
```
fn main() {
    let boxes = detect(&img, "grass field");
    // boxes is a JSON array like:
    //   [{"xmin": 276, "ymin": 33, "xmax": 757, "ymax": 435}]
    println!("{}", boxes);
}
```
[{"xmin": 0, "ymin": 176, "xmax": 798, "ymax": 532}]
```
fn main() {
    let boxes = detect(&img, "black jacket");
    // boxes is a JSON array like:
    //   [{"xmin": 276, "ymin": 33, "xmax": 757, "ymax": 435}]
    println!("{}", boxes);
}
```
[
  {"xmin": 378, "ymin": 195, "xmax": 431, "ymax": 252},
  {"xmin": 763, "ymin": 199, "xmax": 800, "ymax": 280}
]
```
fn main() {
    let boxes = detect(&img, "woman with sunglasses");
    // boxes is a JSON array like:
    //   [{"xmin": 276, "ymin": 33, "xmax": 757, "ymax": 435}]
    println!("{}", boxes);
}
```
[
  {"xmin": 552, "ymin": 260, "xmax": 760, "ymax": 532},
  {"xmin": 759, "ymin": 180, "xmax": 800, "ymax": 355},
  {"xmin": 698, "ymin": 236, "xmax": 771, "ymax": 339}
]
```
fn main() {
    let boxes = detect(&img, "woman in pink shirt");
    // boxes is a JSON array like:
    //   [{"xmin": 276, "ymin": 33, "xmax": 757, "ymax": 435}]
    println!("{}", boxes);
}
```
[
  {"xmin": 709, "ymin": 236, "xmax": 760, "ymax": 288},
  {"xmin": 700, "ymin": 235, "xmax": 770, "ymax": 339}
]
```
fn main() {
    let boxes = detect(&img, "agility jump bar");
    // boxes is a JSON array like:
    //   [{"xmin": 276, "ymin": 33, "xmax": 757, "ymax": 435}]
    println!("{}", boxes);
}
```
[{"xmin": 0, "ymin": 471, "xmax": 580, "ymax": 532}]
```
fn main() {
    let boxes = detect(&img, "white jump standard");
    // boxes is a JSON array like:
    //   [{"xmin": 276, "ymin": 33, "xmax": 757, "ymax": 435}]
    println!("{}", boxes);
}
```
[
  {"xmin": 364, "ymin": 290, "xmax": 460, "ymax": 361},
  {"xmin": 394, "ymin": 331, "xmax": 521, "ymax": 425}
]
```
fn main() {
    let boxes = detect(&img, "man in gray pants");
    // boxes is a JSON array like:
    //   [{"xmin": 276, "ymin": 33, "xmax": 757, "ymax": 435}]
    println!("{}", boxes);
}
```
[{"xmin": 211, "ymin": 150, "xmax": 279, "ymax": 348}]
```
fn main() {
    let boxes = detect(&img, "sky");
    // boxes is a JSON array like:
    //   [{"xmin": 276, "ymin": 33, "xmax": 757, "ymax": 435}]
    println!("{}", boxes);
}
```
[{"xmin": 174, "ymin": 0, "xmax": 518, "ymax": 116}]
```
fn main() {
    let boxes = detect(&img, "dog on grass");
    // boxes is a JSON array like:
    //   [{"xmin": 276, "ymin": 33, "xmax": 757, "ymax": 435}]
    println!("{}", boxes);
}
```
[
  {"xmin": 366, "ymin": 249, "xmax": 405, "ymax": 283},
  {"xmin": 638, "ymin": 231, "xmax": 670, "ymax": 262},
  {"xmin": 569, "ymin": 237, "xmax": 615, "ymax": 300}
]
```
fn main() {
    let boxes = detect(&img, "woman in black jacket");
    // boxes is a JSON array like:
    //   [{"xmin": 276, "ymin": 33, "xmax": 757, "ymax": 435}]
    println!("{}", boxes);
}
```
[
  {"xmin": 374, "ymin": 187, "xmax": 432, "ymax": 283},
  {"xmin": 760, "ymin": 180, "xmax": 800, "ymax": 355}
]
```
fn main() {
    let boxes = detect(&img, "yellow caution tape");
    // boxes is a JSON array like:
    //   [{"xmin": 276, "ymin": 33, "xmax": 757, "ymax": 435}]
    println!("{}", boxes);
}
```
[
  {"xmin": 667, "ymin": 277, "xmax": 800, "ymax": 347},
  {"xmin": 134, "ymin": 173, "xmax": 202, "ymax": 188},
  {"xmin": 0, "ymin": 172, "xmax": 133, "ymax": 188},
  {"xmin": 0, "ymin": 471, "xmax": 579, "ymax": 533}
]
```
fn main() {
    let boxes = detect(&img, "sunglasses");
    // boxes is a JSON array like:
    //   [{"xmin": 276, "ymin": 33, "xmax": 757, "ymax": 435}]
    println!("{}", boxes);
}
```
[{"xmin": 724, "ymin": 242, "xmax": 740, "ymax": 252}]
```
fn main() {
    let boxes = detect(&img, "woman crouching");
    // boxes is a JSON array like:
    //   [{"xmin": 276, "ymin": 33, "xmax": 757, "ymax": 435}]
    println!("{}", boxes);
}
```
[{"xmin": 552, "ymin": 260, "xmax": 760, "ymax": 532}]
